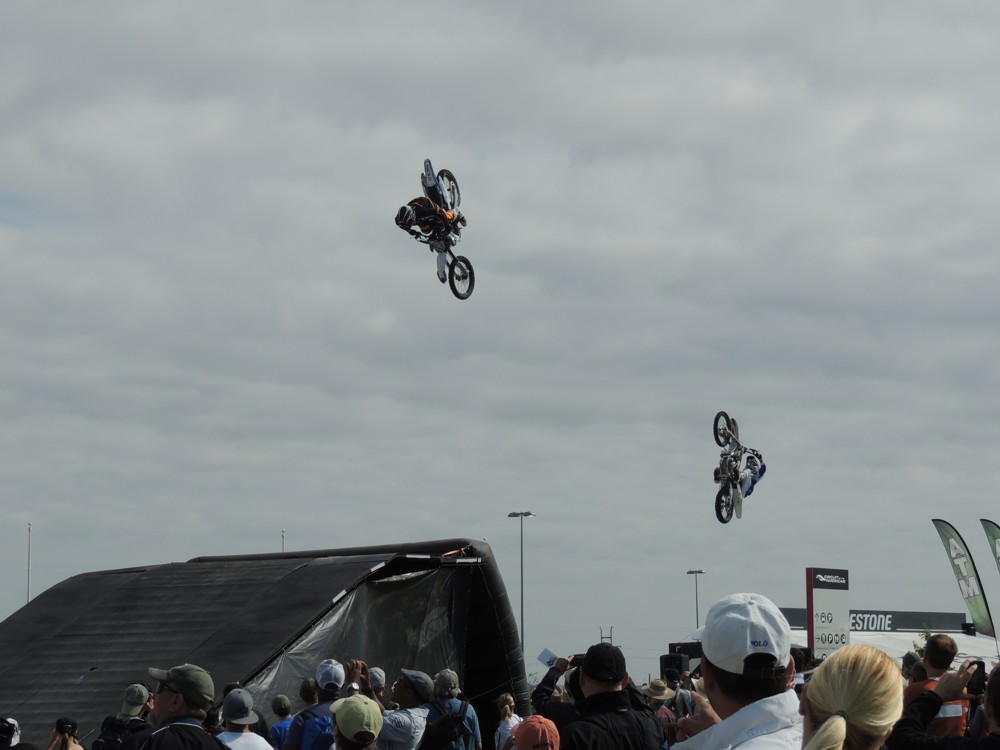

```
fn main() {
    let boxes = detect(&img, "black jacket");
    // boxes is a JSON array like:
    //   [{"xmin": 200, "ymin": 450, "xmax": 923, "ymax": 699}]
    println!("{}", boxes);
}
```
[
  {"xmin": 531, "ymin": 667, "xmax": 578, "ymax": 730},
  {"xmin": 120, "ymin": 718, "xmax": 229, "ymax": 750},
  {"xmin": 560, "ymin": 691, "xmax": 665, "ymax": 750},
  {"xmin": 887, "ymin": 691, "xmax": 1000, "ymax": 750}
]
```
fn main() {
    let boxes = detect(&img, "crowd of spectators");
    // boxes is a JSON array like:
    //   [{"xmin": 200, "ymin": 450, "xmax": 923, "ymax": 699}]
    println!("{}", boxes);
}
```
[{"xmin": 2, "ymin": 593, "xmax": 996, "ymax": 750}]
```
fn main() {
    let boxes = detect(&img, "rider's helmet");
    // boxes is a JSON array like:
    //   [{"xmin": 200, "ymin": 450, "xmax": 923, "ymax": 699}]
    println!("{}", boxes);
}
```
[
  {"xmin": 395, "ymin": 205, "xmax": 416, "ymax": 228},
  {"xmin": 746, "ymin": 454, "xmax": 760, "ymax": 472}
]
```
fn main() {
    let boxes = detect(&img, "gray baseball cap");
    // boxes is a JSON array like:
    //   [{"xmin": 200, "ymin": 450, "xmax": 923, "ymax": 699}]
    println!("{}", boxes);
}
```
[{"xmin": 148, "ymin": 663, "xmax": 215, "ymax": 709}]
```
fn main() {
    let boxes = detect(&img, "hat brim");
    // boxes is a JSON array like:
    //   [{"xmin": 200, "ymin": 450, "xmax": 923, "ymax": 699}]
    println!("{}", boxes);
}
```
[
  {"xmin": 148, "ymin": 667, "xmax": 170, "ymax": 682},
  {"xmin": 226, "ymin": 710, "xmax": 259, "ymax": 726},
  {"xmin": 643, "ymin": 689, "xmax": 676, "ymax": 701}
]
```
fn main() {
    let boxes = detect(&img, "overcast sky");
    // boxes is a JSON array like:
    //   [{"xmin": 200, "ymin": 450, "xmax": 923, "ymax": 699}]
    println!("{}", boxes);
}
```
[{"xmin": 4, "ymin": 1, "xmax": 1000, "ymax": 682}]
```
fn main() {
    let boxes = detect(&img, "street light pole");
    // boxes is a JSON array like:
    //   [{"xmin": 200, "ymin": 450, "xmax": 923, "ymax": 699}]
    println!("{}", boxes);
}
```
[
  {"xmin": 686, "ymin": 569, "xmax": 706, "ymax": 628},
  {"xmin": 27, "ymin": 521, "xmax": 32, "ymax": 604},
  {"xmin": 508, "ymin": 511, "xmax": 535, "ymax": 654}
]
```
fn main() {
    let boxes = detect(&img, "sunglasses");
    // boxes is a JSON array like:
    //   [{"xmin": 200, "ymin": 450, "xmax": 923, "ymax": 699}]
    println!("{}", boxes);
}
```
[{"xmin": 156, "ymin": 682, "xmax": 181, "ymax": 695}]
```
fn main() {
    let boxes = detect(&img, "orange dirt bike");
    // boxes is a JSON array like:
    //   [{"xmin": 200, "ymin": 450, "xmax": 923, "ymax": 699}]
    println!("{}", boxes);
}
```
[{"xmin": 413, "ymin": 159, "xmax": 475, "ymax": 300}]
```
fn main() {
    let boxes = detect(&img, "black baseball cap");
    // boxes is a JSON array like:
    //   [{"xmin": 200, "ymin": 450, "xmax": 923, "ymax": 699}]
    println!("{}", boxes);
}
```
[{"xmin": 581, "ymin": 643, "xmax": 626, "ymax": 683}]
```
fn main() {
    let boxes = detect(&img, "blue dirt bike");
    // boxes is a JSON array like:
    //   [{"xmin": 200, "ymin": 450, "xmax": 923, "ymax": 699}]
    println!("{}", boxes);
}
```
[
  {"xmin": 713, "ymin": 411, "xmax": 764, "ymax": 524},
  {"xmin": 415, "ymin": 159, "xmax": 474, "ymax": 300}
]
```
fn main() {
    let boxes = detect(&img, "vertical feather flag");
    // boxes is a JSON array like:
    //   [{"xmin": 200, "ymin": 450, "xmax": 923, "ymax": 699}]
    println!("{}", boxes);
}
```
[
  {"xmin": 931, "ymin": 519, "xmax": 995, "ymax": 637},
  {"xmin": 979, "ymin": 519, "xmax": 1000, "ymax": 580}
]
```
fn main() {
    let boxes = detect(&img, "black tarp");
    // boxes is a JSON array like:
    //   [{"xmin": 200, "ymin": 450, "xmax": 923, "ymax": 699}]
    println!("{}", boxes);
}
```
[{"xmin": 0, "ymin": 539, "xmax": 526, "ymax": 748}]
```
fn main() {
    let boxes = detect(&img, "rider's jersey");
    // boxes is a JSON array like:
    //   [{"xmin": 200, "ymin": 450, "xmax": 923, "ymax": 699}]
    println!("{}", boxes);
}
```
[{"xmin": 405, "ymin": 196, "xmax": 453, "ymax": 235}]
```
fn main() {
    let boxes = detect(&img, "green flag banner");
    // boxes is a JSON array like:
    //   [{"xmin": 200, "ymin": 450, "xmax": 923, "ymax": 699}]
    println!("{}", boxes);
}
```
[
  {"xmin": 980, "ymin": 519, "xmax": 1000, "ymax": 580},
  {"xmin": 932, "ymin": 519, "xmax": 995, "ymax": 637}
]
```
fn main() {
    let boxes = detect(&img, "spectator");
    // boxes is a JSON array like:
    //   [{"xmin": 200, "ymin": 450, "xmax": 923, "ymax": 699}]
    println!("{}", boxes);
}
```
[
  {"xmin": 217, "ymin": 690, "xmax": 273, "ymax": 750},
  {"xmin": 282, "ymin": 660, "xmax": 345, "ymax": 750},
  {"xmin": 298, "ymin": 680, "xmax": 319, "ymax": 712},
  {"xmin": 331, "ymin": 695, "xmax": 382, "ymax": 750},
  {"xmin": 664, "ymin": 670, "xmax": 697, "ymax": 719},
  {"xmin": 44, "ymin": 719, "xmax": 84, "ymax": 750},
  {"xmin": 902, "ymin": 635, "xmax": 967, "ymax": 737},
  {"xmin": 222, "ymin": 684, "xmax": 270, "ymax": 746},
  {"xmin": 531, "ymin": 658, "xmax": 583, "ymax": 730},
  {"xmin": 369, "ymin": 670, "xmax": 395, "ymax": 710},
  {"xmin": 674, "ymin": 593, "xmax": 801, "ymax": 750},
  {"xmin": 800, "ymin": 644, "xmax": 903, "ymax": 750},
  {"xmin": 901, "ymin": 653, "xmax": 920, "ymax": 682},
  {"xmin": 908, "ymin": 663, "xmax": 928, "ymax": 686},
  {"xmin": 792, "ymin": 649, "xmax": 807, "ymax": 698},
  {"xmin": 559, "ymin": 643, "xmax": 664, "ymax": 750},
  {"xmin": 887, "ymin": 657, "xmax": 992, "ymax": 750},
  {"xmin": 642, "ymin": 680, "xmax": 677, "ymax": 745},
  {"xmin": 119, "ymin": 663, "xmax": 226, "ymax": 750},
  {"xmin": 494, "ymin": 693, "xmax": 521, "ymax": 750},
  {"xmin": 376, "ymin": 670, "xmax": 433, "ymax": 750},
  {"xmin": 424, "ymin": 670, "xmax": 482, "ymax": 750},
  {"xmin": 269, "ymin": 697, "xmax": 293, "ymax": 750},
  {"xmin": 94, "ymin": 684, "xmax": 152, "ymax": 750},
  {"xmin": 511, "ymin": 716, "xmax": 559, "ymax": 750}
]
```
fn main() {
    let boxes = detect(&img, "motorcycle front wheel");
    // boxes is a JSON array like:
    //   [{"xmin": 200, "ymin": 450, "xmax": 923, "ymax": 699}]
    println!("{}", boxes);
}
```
[
  {"xmin": 438, "ymin": 169, "xmax": 461, "ymax": 209},
  {"xmin": 449, "ymin": 255, "xmax": 475, "ymax": 300},
  {"xmin": 716, "ymin": 485, "xmax": 734, "ymax": 524},
  {"xmin": 714, "ymin": 411, "xmax": 732, "ymax": 447}
]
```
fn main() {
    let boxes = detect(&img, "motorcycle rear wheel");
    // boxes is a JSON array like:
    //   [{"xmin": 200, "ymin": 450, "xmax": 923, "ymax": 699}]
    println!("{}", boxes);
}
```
[
  {"xmin": 438, "ymin": 169, "xmax": 461, "ymax": 209},
  {"xmin": 714, "ymin": 411, "xmax": 732, "ymax": 447},
  {"xmin": 449, "ymin": 255, "xmax": 475, "ymax": 300},
  {"xmin": 716, "ymin": 485, "xmax": 734, "ymax": 524}
]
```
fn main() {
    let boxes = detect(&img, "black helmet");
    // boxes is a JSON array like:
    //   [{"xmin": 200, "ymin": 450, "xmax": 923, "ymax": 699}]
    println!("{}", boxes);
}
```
[{"xmin": 395, "ymin": 205, "xmax": 415, "ymax": 227}]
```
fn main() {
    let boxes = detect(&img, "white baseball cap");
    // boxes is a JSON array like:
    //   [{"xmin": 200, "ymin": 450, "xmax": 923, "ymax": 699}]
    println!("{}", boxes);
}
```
[{"xmin": 700, "ymin": 593, "xmax": 791, "ymax": 675}]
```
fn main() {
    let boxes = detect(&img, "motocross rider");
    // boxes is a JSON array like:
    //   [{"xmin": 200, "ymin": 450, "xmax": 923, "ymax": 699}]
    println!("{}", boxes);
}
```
[
  {"xmin": 714, "ymin": 431, "xmax": 767, "ymax": 502},
  {"xmin": 395, "ymin": 197, "xmax": 466, "ymax": 283}
]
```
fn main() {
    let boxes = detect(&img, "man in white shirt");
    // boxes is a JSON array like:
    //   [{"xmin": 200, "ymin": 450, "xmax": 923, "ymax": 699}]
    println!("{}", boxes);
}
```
[
  {"xmin": 217, "ymin": 690, "xmax": 273, "ymax": 750},
  {"xmin": 376, "ymin": 670, "xmax": 433, "ymax": 750},
  {"xmin": 675, "ymin": 593, "xmax": 802, "ymax": 750}
]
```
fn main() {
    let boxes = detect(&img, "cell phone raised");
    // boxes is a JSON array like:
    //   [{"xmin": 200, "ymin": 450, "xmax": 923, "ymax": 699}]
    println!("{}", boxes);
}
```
[{"xmin": 967, "ymin": 660, "xmax": 986, "ymax": 695}]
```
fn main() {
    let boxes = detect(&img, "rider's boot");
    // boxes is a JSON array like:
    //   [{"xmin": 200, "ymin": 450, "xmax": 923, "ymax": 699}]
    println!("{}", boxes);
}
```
[
  {"xmin": 713, "ymin": 467, "xmax": 721, "ymax": 484},
  {"xmin": 436, "ymin": 251, "xmax": 448, "ymax": 283}
]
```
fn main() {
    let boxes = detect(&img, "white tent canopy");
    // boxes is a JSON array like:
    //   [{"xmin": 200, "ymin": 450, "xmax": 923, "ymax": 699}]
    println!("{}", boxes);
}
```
[{"xmin": 841, "ymin": 630, "xmax": 1000, "ymax": 666}]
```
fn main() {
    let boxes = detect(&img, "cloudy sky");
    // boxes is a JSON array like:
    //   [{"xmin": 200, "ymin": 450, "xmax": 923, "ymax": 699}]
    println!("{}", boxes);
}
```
[{"xmin": 4, "ymin": 1, "xmax": 1000, "ymax": 681}]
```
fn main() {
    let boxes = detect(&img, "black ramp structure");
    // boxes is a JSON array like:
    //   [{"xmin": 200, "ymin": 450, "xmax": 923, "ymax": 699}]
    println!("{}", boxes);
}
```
[{"xmin": 0, "ymin": 539, "xmax": 526, "ymax": 749}]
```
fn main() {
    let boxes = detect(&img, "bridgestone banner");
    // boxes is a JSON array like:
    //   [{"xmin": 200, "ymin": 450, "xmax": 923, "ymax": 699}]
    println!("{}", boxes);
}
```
[{"xmin": 932, "ymin": 519, "xmax": 995, "ymax": 637}]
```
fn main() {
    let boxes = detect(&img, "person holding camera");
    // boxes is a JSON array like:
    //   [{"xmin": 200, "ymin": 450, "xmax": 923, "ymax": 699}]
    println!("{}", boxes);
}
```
[
  {"xmin": 887, "ymin": 658, "xmax": 998, "ymax": 750},
  {"xmin": 902, "ymin": 635, "xmax": 969, "ymax": 738}
]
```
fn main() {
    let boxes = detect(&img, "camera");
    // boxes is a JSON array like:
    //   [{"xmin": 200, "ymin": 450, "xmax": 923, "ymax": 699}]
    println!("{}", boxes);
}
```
[{"xmin": 968, "ymin": 660, "xmax": 987, "ymax": 695}]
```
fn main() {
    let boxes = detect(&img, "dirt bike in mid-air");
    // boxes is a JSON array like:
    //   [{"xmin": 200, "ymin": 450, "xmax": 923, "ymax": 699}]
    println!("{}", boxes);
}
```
[
  {"xmin": 713, "ymin": 411, "xmax": 766, "ymax": 524},
  {"xmin": 397, "ymin": 159, "xmax": 475, "ymax": 300}
]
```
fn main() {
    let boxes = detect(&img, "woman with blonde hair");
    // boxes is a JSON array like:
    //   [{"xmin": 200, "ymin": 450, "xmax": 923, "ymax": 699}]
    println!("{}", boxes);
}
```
[
  {"xmin": 494, "ymin": 692, "xmax": 522, "ymax": 750},
  {"xmin": 800, "ymin": 644, "xmax": 903, "ymax": 750}
]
